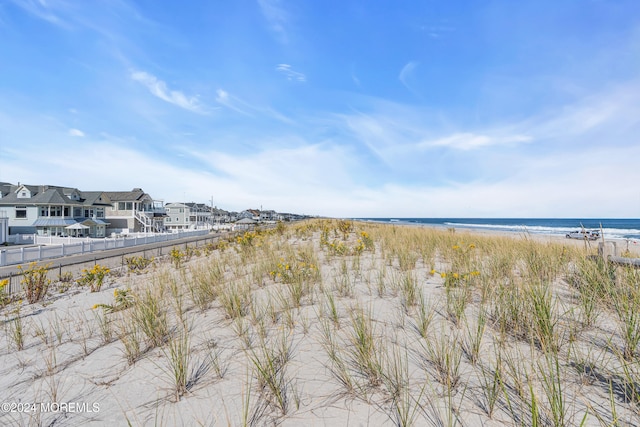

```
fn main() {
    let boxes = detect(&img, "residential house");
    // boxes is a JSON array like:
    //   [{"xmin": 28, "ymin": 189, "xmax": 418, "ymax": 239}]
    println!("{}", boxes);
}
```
[
  {"xmin": 234, "ymin": 217, "xmax": 257, "ymax": 230},
  {"xmin": 238, "ymin": 209, "xmax": 261, "ymax": 221},
  {"xmin": 185, "ymin": 203, "xmax": 212, "ymax": 228},
  {"xmin": 0, "ymin": 183, "xmax": 110, "ymax": 237},
  {"xmin": 259, "ymin": 210, "xmax": 278, "ymax": 222},
  {"xmin": 211, "ymin": 207, "xmax": 231, "ymax": 224},
  {"xmin": 102, "ymin": 188, "xmax": 165, "ymax": 234},
  {"xmin": 164, "ymin": 202, "xmax": 196, "ymax": 230}
]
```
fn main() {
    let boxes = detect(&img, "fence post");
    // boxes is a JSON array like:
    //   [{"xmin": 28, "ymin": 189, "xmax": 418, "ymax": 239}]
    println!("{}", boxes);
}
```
[{"xmin": 0, "ymin": 250, "xmax": 5, "ymax": 267}]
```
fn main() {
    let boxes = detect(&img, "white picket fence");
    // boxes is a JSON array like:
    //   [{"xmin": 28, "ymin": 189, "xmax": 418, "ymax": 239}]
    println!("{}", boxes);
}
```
[{"xmin": 0, "ymin": 230, "xmax": 210, "ymax": 267}]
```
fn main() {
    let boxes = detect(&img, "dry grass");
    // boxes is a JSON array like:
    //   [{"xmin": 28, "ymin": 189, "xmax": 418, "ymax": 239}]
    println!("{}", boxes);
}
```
[{"xmin": 3, "ymin": 219, "xmax": 640, "ymax": 426}]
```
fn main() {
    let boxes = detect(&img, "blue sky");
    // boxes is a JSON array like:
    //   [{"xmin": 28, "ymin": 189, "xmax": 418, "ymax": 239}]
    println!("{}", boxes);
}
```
[{"xmin": 1, "ymin": 0, "xmax": 639, "ymax": 217}]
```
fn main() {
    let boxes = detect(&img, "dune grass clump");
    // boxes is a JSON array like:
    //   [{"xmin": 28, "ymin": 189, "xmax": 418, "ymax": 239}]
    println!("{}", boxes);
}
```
[
  {"xmin": 6, "ymin": 303, "xmax": 25, "ymax": 351},
  {"xmin": 345, "ymin": 304, "xmax": 383, "ymax": 388},
  {"xmin": 188, "ymin": 261, "xmax": 224, "ymax": 311},
  {"xmin": 80, "ymin": 264, "xmax": 110, "ymax": 292},
  {"xmin": 0, "ymin": 278, "xmax": 10, "ymax": 306},
  {"xmin": 10, "ymin": 219, "xmax": 640, "ymax": 425},
  {"xmin": 18, "ymin": 262, "xmax": 51, "ymax": 303},
  {"xmin": 162, "ymin": 324, "xmax": 192, "ymax": 401},
  {"xmin": 125, "ymin": 255, "xmax": 155, "ymax": 274},
  {"xmin": 133, "ymin": 289, "xmax": 170, "ymax": 348},
  {"xmin": 249, "ymin": 330, "xmax": 296, "ymax": 416}
]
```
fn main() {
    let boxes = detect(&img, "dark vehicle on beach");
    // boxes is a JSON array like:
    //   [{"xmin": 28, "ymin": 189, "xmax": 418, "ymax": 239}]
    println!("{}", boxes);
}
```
[{"xmin": 566, "ymin": 230, "xmax": 600, "ymax": 240}]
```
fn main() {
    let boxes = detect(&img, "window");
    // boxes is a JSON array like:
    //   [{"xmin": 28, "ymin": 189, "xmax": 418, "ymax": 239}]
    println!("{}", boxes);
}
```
[
  {"xmin": 74, "ymin": 207, "xmax": 82, "ymax": 217},
  {"xmin": 64, "ymin": 207, "xmax": 69, "ymax": 217},
  {"xmin": 16, "ymin": 206, "xmax": 27, "ymax": 219},
  {"xmin": 40, "ymin": 207, "xmax": 48, "ymax": 217},
  {"xmin": 96, "ymin": 208, "xmax": 104, "ymax": 218},
  {"xmin": 166, "ymin": 217, "xmax": 171, "ymax": 222},
  {"xmin": 51, "ymin": 206, "xmax": 62, "ymax": 217},
  {"xmin": 84, "ymin": 209, "xmax": 94, "ymax": 218}
]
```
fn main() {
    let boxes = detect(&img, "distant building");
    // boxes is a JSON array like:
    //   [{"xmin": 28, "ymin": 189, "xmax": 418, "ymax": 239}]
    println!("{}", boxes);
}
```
[
  {"xmin": 103, "ymin": 188, "xmax": 166, "ymax": 234},
  {"xmin": 0, "ymin": 183, "xmax": 110, "ymax": 237}
]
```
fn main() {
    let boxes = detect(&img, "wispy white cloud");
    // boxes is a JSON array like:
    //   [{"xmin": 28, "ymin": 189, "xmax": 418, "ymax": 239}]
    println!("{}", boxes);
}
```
[
  {"xmin": 276, "ymin": 64, "xmax": 306, "ymax": 82},
  {"xmin": 399, "ymin": 61, "xmax": 418, "ymax": 92},
  {"xmin": 258, "ymin": 0, "xmax": 289, "ymax": 43},
  {"xmin": 215, "ymin": 89, "xmax": 251, "ymax": 116},
  {"xmin": 68, "ymin": 128, "xmax": 85, "ymax": 137},
  {"xmin": 8, "ymin": 0, "xmax": 70, "ymax": 28},
  {"xmin": 419, "ymin": 24, "xmax": 455, "ymax": 39},
  {"xmin": 130, "ymin": 70, "xmax": 206, "ymax": 114},
  {"xmin": 421, "ymin": 132, "xmax": 532, "ymax": 150}
]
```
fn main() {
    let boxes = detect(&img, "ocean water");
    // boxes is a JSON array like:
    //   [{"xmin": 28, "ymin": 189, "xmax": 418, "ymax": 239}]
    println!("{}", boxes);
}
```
[{"xmin": 355, "ymin": 218, "xmax": 640, "ymax": 242}]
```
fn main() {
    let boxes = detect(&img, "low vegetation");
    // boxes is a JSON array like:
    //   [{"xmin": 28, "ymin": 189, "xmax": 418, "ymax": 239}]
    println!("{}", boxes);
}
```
[{"xmin": 1, "ymin": 220, "xmax": 639, "ymax": 426}]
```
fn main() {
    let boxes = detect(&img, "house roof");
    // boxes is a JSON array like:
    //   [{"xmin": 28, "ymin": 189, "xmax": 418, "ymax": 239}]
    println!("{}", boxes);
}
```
[
  {"xmin": 33, "ymin": 218, "xmax": 77, "ymax": 226},
  {"xmin": 0, "ymin": 183, "xmax": 128, "ymax": 208},
  {"xmin": 0, "ymin": 186, "xmax": 76, "ymax": 206},
  {"xmin": 78, "ymin": 218, "xmax": 109, "ymax": 226},
  {"xmin": 81, "ymin": 191, "xmax": 111, "ymax": 206},
  {"xmin": 102, "ymin": 188, "xmax": 152, "ymax": 202},
  {"xmin": 236, "ymin": 218, "xmax": 257, "ymax": 224}
]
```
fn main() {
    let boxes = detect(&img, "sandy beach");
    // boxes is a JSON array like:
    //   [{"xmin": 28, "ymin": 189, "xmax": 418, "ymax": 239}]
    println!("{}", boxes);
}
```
[{"xmin": 0, "ymin": 219, "xmax": 638, "ymax": 426}]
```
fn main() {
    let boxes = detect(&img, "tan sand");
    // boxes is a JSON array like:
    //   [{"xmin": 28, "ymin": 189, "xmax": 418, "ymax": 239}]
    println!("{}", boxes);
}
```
[{"xmin": 0, "ymin": 221, "xmax": 636, "ymax": 426}]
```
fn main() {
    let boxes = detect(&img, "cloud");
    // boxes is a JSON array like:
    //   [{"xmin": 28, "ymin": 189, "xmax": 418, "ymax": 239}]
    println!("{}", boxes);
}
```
[
  {"xmin": 419, "ymin": 24, "xmax": 455, "ymax": 39},
  {"xmin": 421, "ymin": 132, "xmax": 532, "ymax": 150},
  {"xmin": 130, "ymin": 70, "xmax": 206, "ymax": 114},
  {"xmin": 276, "ymin": 64, "xmax": 306, "ymax": 82},
  {"xmin": 8, "ymin": 0, "xmax": 70, "ymax": 28},
  {"xmin": 399, "ymin": 61, "xmax": 418, "ymax": 91},
  {"xmin": 258, "ymin": 0, "xmax": 289, "ymax": 43},
  {"xmin": 215, "ymin": 89, "xmax": 251, "ymax": 115},
  {"xmin": 68, "ymin": 128, "xmax": 85, "ymax": 137}
]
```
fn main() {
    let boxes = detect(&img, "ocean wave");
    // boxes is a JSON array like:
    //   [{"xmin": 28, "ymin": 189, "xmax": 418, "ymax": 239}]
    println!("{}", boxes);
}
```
[{"xmin": 444, "ymin": 222, "xmax": 640, "ymax": 240}]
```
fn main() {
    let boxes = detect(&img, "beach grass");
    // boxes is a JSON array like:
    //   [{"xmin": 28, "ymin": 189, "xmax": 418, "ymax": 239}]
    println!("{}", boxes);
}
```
[{"xmin": 4, "ymin": 219, "xmax": 640, "ymax": 426}]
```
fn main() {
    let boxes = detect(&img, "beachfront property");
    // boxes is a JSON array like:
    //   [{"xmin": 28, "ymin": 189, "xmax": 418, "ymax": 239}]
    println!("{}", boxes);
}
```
[
  {"xmin": 163, "ymin": 202, "xmax": 213, "ymax": 230},
  {"xmin": 102, "ymin": 188, "xmax": 166, "ymax": 234},
  {"xmin": 211, "ymin": 207, "xmax": 233, "ymax": 224},
  {"xmin": 259, "ymin": 209, "xmax": 280, "ymax": 221},
  {"xmin": 0, "ymin": 183, "xmax": 166, "ymax": 237},
  {"xmin": 0, "ymin": 183, "xmax": 110, "ymax": 237},
  {"xmin": 0, "ymin": 181, "xmax": 308, "ymax": 241},
  {"xmin": 238, "ymin": 209, "xmax": 260, "ymax": 220}
]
